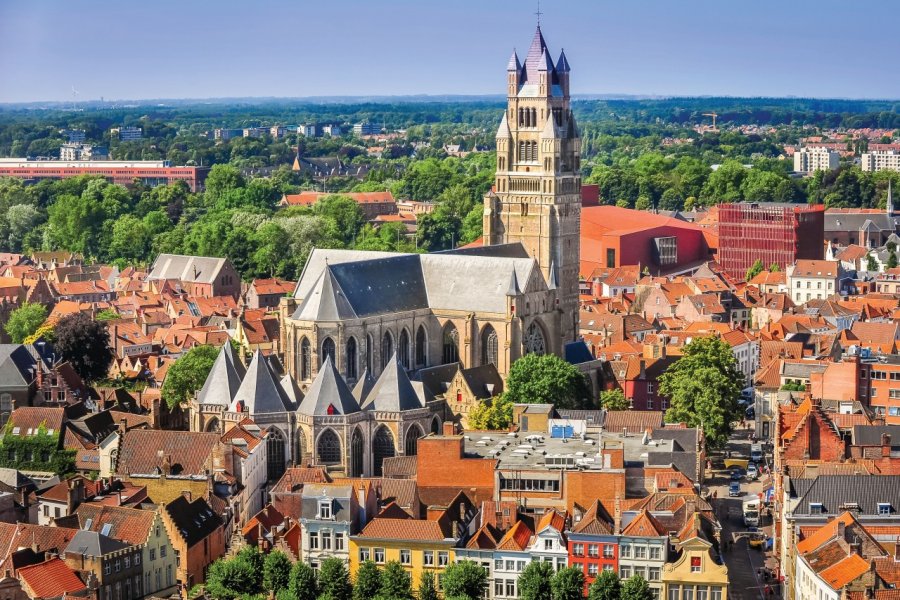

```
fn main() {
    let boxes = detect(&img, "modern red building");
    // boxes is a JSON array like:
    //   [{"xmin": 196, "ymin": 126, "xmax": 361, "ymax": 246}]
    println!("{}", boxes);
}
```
[
  {"xmin": 0, "ymin": 160, "xmax": 209, "ymax": 192},
  {"xmin": 717, "ymin": 202, "xmax": 824, "ymax": 279},
  {"xmin": 568, "ymin": 500, "xmax": 618, "ymax": 592}
]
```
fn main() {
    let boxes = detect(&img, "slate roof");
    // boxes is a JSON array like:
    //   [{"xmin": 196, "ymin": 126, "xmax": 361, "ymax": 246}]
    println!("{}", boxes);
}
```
[
  {"xmin": 415, "ymin": 363, "xmax": 460, "ymax": 398},
  {"xmin": 280, "ymin": 373, "xmax": 304, "ymax": 409},
  {"xmin": 458, "ymin": 363, "xmax": 504, "ymax": 399},
  {"xmin": 351, "ymin": 368, "xmax": 376, "ymax": 404},
  {"xmin": 147, "ymin": 253, "xmax": 229, "ymax": 284},
  {"xmin": 852, "ymin": 425, "xmax": 900, "ymax": 447},
  {"xmin": 297, "ymin": 356, "xmax": 360, "ymax": 416},
  {"xmin": 64, "ymin": 529, "xmax": 131, "ymax": 557},
  {"xmin": 117, "ymin": 430, "xmax": 220, "ymax": 477},
  {"xmin": 229, "ymin": 351, "xmax": 292, "ymax": 414},
  {"xmin": 361, "ymin": 355, "xmax": 423, "ymax": 412},
  {"xmin": 164, "ymin": 495, "xmax": 223, "ymax": 547},
  {"xmin": 792, "ymin": 475, "xmax": 900, "ymax": 515},
  {"xmin": 196, "ymin": 344, "xmax": 244, "ymax": 406},
  {"xmin": 0, "ymin": 345, "xmax": 39, "ymax": 387},
  {"xmin": 292, "ymin": 247, "xmax": 541, "ymax": 320}
]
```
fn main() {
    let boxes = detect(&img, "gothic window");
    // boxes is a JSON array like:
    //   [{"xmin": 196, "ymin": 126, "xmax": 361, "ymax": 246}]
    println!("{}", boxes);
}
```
[
  {"xmin": 405, "ymin": 425, "xmax": 423, "ymax": 456},
  {"xmin": 482, "ymin": 325, "xmax": 499, "ymax": 366},
  {"xmin": 350, "ymin": 428, "xmax": 364, "ymax": 477},
  {"xmin": 398, "ymin": 329, "xmax": 411, "ymax": 370},
  {"xmin": 321, "ymin": 337, "xmax": 336, "ymax": 367},
  {"xmin": 442, "ymin": 323, "xmax": 459, "ymax": 364},
  {"xmin": 518, "ymin": 108, "xmax": 524, "ymax": 127},
  {"xmin": 415, "ymin": 325, "xmax": 427, "ymax": 367},
  {"xmin": 518, "ymin": 141, "xmax": 525, "ymax": 162},
  {"xmin": 530, "ymin": 108, "xmax": 536, "ymax": 127},
  {"xmin": 381, "ymin": 331, "xmax": 393, "ymax": 369},
  {"xmin": 431, "ymin": 416, "xmax": 441, "ymax": 434},
  {"xmin": 300, "ymin": 337, "xmax": 311, "ymax": 380},
  {"xmin": 366, "ymin": 334, "xmax": 373, "ymax": 372},
  {"xmin": 266, "ymin": 428, "xmax": 286, "ymax": 482},
  {"xmin": 317, "ymin": 429, "xmax": 341, "ymax": 465},
  {"xmin": 524, "ymin": 321, "xmax": 546, "ymax": 355},
  {"xmin": 373, "ymin": 426, "xmax": 396, "ymax": 476},
  {"xmin": 346, "ymin": 337, "xmax": 357, "ymax": 379}
]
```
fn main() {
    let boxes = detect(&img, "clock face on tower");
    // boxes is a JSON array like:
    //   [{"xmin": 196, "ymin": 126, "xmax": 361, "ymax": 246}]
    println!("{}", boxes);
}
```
[{"xmin": 524, "ymin": 322, "xmax": 546, "ymax": 355}]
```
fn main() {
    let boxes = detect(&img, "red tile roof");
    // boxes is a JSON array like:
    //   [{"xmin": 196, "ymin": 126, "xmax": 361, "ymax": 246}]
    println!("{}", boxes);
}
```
[
  {"xmin": 74, "ymin": 504, "xmax": 156, "ymax": 545},
  {"xmin": 117, "ymin": 429, "xmax": 221, "ymax": 477},
  {"xmin": 18, "ymin": 558, "xmax": 86, "ymax": 598},
  {"xmin": 357, "ymin": 517, "xmax": 448, "ymax": 542}
]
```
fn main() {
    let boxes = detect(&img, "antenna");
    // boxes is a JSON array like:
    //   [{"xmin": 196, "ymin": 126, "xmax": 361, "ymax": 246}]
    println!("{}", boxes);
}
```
[{"xmin": 71, "ymin": 85, "xmax": 79, "ymax": 110}]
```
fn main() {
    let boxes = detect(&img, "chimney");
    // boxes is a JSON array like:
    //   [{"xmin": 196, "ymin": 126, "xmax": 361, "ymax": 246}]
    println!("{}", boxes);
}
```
[
  {"xmin": 614, "ymin": 496, "xmax": 622, "ymax": 534},
  {"xmin": 837, "ymin": 520, "xmax": 846, "ymax": 539},
  {"xmin": 882, "ymin": 434, "xmax": 892, "ymax": 458},
  {"xmin": 443, "ymin": 422, "xmax": 458, "ymax": 436}
]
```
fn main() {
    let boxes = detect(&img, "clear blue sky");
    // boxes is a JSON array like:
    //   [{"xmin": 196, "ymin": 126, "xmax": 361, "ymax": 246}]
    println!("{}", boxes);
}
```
[{"xmin": 1, "ymin": 0, "xmax": 899, "ymax": 103}]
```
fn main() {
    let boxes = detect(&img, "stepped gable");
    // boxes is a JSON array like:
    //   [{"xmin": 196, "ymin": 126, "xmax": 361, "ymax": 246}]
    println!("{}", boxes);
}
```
[
  {"xmin": 196, "ymin": 343, "xmax": 244, "ymax": 406},
  {"xmin": 361, "ymin": 354, "xmax": 423, "ymax": 412},
  {"xmin": 297, "ymin": 356, "xmax": 360, "ymax": 416},
  {"xmin": 229, "ymin": 350, "xmax": 292, "ymax": 414}
]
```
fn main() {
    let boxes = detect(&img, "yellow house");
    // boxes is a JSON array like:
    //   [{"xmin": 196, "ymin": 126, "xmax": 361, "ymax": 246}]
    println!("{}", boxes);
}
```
[
  {"xmin": 349, "ymin": 516, "xmax": 457, "ymax": 589},
  {"xmin": 661, "ymin": 512, "xmax": 728, "ymax": 600}
]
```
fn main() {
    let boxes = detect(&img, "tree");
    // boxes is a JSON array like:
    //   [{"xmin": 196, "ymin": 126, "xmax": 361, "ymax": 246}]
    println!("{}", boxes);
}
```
[
  {"xmin": 313, "ymin": 195, "xmax": 366, "ymax": 245},
  {"xmin": 47, "ymin": 193, "xmax": 106, "ymax": 256},
  {"xmin": 263, "ymin": 551, "xmax": 292, "ymax": 593},
  {"xmin": 94, "ymin": 309, "xmax": 120, "ymax": 321},
  {"xmin": 658, "ymin": 336, "xmax": 745, "ymax": 448},
  {"xmin": 599, "ymin": 388, "xmax": 630, "ymax": 411},
  {"xmin": 441, "ymin": 560, "xmax": 488, "ymax": 600},
  {"xmin": 353, "ymin": 561, "xmax": 381, "ymax": 600},
  {"xmin": 53, "ymin": 312, "xmax": 114, "ymax": 382},
  {"xmin": 161, "ymin": 344, "xmax": 219, "ymax": 408},
  {"xmin": 867, "ymin": 253, "xmax": 879, "ymax": 272},
  {"xmin": 889, "ymin": 250, "xmax": 898, "ymax": 270},
  {"xmin": 418, "ymin": 572, "xmax": 438, "ymax": 600},
  {"xmin": 205, "ymin": 552, "xmax": 260, "ymax": 600},
  {"xmin": 4, "ymin": 302, "xmax": 47, "ymax": 344},
  {"xmin": 505, "ymin": 354, "xmax": 592, "ymax": 409},
  {"xmin": 467, "ymin": 394, "xmax": 514, "ymax": 430},
  {"xmin": 288, "ymin": 561, "xmax": 318, "ymax": 600},
  {"xmin": 378, "ymin": 561, "xmax": 413, "ymax": 600},
  {"xmin": 620, "ymin": 576, "xmax": 653, "ymax": 600},
  {"xmin": 768, "ymin": 263, "xmax": 781, "ymax": 272},
  {"xmin": 745, "ymin": 259, "xmax": 764, "ymax": 282},
  {"xmin": 318, "ymin": 557, "xmax": 352, "ymax": 600},
  {"xmin": 587, "ymin": 570, "xmax": 621, "ymax": 600},
  {"xmin": 518, "ymin": 560, "xmax": 554, "ymax": 600},
  {"xmin": 550, "ymin": 567, "xmax": 585, "ymax": 600}
]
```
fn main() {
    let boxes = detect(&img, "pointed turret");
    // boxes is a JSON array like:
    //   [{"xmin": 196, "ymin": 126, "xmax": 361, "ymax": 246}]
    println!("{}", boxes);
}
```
[
  {"xmin": 506, "ymin": 50, "xmax": 521, "ymax": 72},
  {"xmin": 361, "ymin": 353, "xmax": 423, "ymax": 412},
  {"xmin": 506, "ymin": 267, "xmax": 521, "ymax": 296},
  {"xmin": 280, "ymin": 373, "xmax": 304, "ymax": 409},
  {"xmin": 540, "ymin": 112, "xmax": 558, "ymax": 139},
  {"xmin": 496, "ymin": 113, "xmax": 511, "ymax": 140},
  {"xmin": 351, "ymin": 367, "xmax": 377, "ymax": 404},
  {"xmin": 548, "ymin": 260, "xmax": 559, "ymax": 290},
  {"xmin": 537, "ymin": 48, "xmax": 554, "ymax": 72},
  {"xmin": 229, "ymin": 350, "xmax": 292, "ymax": 414},
  {"xmin": 556, "ymin": 49, "xmax": 570, "ymax": 72},
  {"xmin": 291, "ymin": 266, "xmax": 357, "ymax": 322},
  {"xmin": 297, "ymin": 355, "xmax": 360, "ymax": 416},
  {"xmin": 523, "ymin": 25, "xmax": 551, "ymax": 82},
  {"xmin": 196, "ymin": 344, "xmax": 244, "ymax": 406}
]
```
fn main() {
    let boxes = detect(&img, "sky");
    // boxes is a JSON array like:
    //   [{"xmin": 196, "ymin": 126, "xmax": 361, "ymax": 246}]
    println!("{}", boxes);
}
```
[{"xmin": 1, "ymin": 0, "xmax": 899, "ymax": 103}]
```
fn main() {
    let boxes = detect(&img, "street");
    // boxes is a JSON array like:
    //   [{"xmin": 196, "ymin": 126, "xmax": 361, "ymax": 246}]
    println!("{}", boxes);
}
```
[{"xmin": 706, "ymin": 423, "xmax": 780, "ymax": 600}]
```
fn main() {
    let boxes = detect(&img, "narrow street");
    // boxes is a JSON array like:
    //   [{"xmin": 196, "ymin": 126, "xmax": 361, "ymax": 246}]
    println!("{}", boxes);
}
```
[{"xmin": 706, "ymin": 423, "xmax": 780, "ymax": 600}]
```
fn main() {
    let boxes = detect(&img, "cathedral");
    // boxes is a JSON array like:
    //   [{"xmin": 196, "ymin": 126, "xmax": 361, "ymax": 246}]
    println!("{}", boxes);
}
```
[{"xmin": 191, "ymin": 25, "xmax": 582, "ymax": 480}]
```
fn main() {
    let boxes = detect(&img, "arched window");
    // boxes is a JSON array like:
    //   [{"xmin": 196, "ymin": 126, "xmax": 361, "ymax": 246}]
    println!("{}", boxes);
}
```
[
  {"xmin": 317, "ymin": 429, "xmax": 341, "ymax": 465},
  {"xmin": 398, "ymin": 329, "xmax": 411, "ymax": 370},
  {"xmin": 431, "ymin": 416, "xmax": 441, "ymax": 434},
  {"xmin": 405, "ymin": 425, "xmax": 423, "ymax": 456},
  {"xmin": 299, "ymin": 337, "xmax": 311, "ymax": 380},
  {"xmin": 524, "ymin": 321, "xmax": 546, "ymax": 355},
  {"xmin": 321, "ymin": 337, "xmax": 336, "ymax": 367},
  {"xmin": 481, "ymin": 325, "xmax": 499, "ymax": 366},
  {"xmin": 518, "ymin": 141, "xmax": 525, "ymax": 162},
  {"xmin": 518, "ymin": 108, "xmax": 524, "ymax": 127},
  {"xmin": 381, "ymin": 331, "xmax": 393, "ymax": 370},
  {"xmin": 267, "ymin": 428, "xmax": 286, "ymax": 481},
  {"xmin": 415, "ymin": 325, "xmax": 427, "ymax": 367},
  {"xmin": 442, "ymin": 323, "xmax": 459, "ymax": 364},
  {"xmin": 530, "ymin": 108, "xmax": 537, "ymax": 127},
  {"xmin": 373, "ymin": 426, "xmax": 395, "ymax": 476},
  {"xmin": 350, "ymin": 428, "xmax": 364, "ymax": 477},
  {"xmin": 346, "ymin": 337, "xmax": 357, "ymax": 379},
  {"xmin": 366, "ymin": 334, "xmax": 373, "ymax": 372},
  {"xmin": 204, "ymin": 417, "xmax": 220, "ymax": 433}
]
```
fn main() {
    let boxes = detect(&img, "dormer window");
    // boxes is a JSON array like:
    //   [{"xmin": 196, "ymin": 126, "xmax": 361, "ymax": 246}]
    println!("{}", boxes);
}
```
[
  {"xmin": 318, "ymin": 500, "xmax": 333, "ymax": 520},
  {"xmin": 809, "ymin": 502, "xmax": 823, "ymax": 515},
  {"xmin": 878, "ymin": 503, "xmax": 892, "ymax": 515}
]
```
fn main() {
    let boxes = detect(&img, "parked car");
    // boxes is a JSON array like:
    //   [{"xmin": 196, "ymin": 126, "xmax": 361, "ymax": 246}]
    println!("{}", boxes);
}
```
[
  {"xmin": 746, "ymin": 463, "xmax": 759, "ymax": 480},
  {"xmin": 729, "ymin": 481, "xmax": 741, "ymax": 497},
  {"xmin": 730, "ymin": 468, "xmax": 743, "ymax": 480}
]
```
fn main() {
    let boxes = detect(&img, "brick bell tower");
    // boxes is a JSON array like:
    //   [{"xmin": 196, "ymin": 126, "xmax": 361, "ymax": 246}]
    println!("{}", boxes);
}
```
[{"xmin": 483, "ymin": 24, "xmax": 582, "ymax": 343}]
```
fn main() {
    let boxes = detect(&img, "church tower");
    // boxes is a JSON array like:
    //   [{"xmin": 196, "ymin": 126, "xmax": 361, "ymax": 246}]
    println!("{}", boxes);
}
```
[{"xmin": 483, "ymin": 25, "xmax": 582, "ymax": 343}]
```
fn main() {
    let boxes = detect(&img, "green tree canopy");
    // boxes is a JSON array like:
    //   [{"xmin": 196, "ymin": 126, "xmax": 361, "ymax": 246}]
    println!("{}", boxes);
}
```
[
  {"xmin": 4, "ymin": 302, "xmax": 47, "ymax": 344},
  {"xmin": 205, "ymin": 548, "xmax": 262, "ymax": 600},
  {"xmin": 550, "ymin": 567, "xmax": 585, "ymax": 600},
  {"xmin": 378, "ymin": 561, "xmax": 413, "ymax": 600},
  {"xmin": 418, "ymin": 571, "xmax": 438, "ymax": 600},
  {"xmin": 505, "ymin": 354, "xmax": 592, "ymax": 409},
  {"xmin": 620, "ymin": 575, "xmax": 654, "ymax": 600},
  {"xmin": 587, "ymin": 569, "xmax": 621, "ymax": 600},
  {"xmin": 441, "ymin": 561, "xmax": 488, "ymax": 600},
  {"xmin": 263, "ymin": 551, "xmax": 292, "ymax": 593},
  {"xmin": 468, "ymin": 394, "xmax": 514, "ymax": 430},
  {"xmin": 53, "ymin": 312, "xmax": 114, "ymax": 383},
  {"xmin": 318, "ymin": 557, "xmax": 352, "ymax": 600},
  {"xmin": 288, "ymin": 561, "xmax": 319, "ymax": 600},
  {"xmin": 599, "ymin": 388, "xmax": 630, "ymax": 411},
  {"xmin": 745, "ymin": 259, "xmax": 764, "ymax": 282},
  {"xmin": 658, "ymin": 336, "xmax": 744, "ymax": 448},
  {"xmin": 518, "ymin": 560, "xmax": 554, "ymax": 600},
  {"xmin": 161, "ymin": 344, "xmax": 220, "ymax": 408},
  {"xmin": 353, "ymin": 561, "xmax": 381, "ymax": 600}
]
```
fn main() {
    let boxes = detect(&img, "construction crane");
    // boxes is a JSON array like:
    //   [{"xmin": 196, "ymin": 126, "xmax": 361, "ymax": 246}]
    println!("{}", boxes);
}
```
[{"xmin": 702, "ymin": 112, "xmax": 719, "ymax": 131}]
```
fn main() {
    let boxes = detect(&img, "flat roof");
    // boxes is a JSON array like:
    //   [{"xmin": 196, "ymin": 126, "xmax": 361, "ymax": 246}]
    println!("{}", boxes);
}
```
[{"xmin": 0, "ymin": 159, "xmax": 171, "ymax": 168}]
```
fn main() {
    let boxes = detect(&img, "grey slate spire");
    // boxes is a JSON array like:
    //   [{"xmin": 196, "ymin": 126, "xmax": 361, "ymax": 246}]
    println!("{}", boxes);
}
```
[
  {"xmin": 548, "ymin": 260, "xmax": 559, "ymax": 290},
  {"xmin": 229, "ymin": 350, "xmax": 292, "ymax": 414},
  {"xmin": 297, "ymin": 355, "xmax": 360, "ymax": 416},
  {"xmin": 292, "ymin": 266, "xmax": 357, "ymax": 321},
  {"xmin": 361, "ymin": 353, "xmax": 424, "ymax": 412},
  {"xmin": 280, "ymin": 373, "xmax": 304, "ymax": 409},
  {"xmin": 507, "ymin": 49, "xmax": 521, "ymax": 72},
  {"xmin": 196, "ymin": 343, "xmax": 243, "ymax": 406},
  {"xmin": 506, "ymin": 267, "xmax": 521, "ymax": 297},
  {"xmin": 556, "ymin": 48, "xmax": 570, "ymax": 72},
  {"xmin": 351, "ymin": 367, "xmax": 377, "ymax": 404}
]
